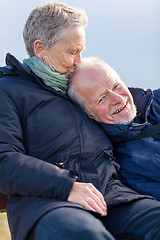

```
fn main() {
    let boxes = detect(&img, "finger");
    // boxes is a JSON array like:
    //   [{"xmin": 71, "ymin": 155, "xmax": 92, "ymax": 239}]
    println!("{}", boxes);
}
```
[
  {"xmin": 83, "ymin": 183, "xmax": 107, "ymax": 214},
  {"xmin": 86, "ymin": 197, "xmax": 107, "ymax": 216},
  {"xmin": 90, "ymin": 184, "xmax": 107, "ymax": 208},
  {"xmin": 91, "ymin": 193, "xmax": 107, "ymax": 215},
  {"xmin": 86, "ymin": 183, "xmax": 107, "ymax": 210},
  {"xmin": 81, "ymin": 198, "xmax": 104, "ymax": 215},
  {"xmin": 82, "ymin": 200, "xmax": 97, "ymax": 213}
]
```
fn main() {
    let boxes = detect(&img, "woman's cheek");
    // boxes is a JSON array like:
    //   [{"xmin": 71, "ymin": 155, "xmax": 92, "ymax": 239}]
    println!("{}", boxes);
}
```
[
  {"xmin": 66, "ymin": 57, "xmax": 74, "ymax": 67},
  {"xmin": 62, "ymin": 58, "xmax": 70, "ymax": 68}
]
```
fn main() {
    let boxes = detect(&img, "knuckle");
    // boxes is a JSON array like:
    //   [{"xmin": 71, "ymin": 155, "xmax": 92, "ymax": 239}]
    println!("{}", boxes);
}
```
[
  {"xmin": 85, "ymin": 183, "xmax": 92, "ymax": 190},
  {"xmin": 88, "ymin": 183, "xmax": 94, "ymax": 188},
  {"xmin": 95, "ymin": 196, "xmax": 100, "ymax": 203}
]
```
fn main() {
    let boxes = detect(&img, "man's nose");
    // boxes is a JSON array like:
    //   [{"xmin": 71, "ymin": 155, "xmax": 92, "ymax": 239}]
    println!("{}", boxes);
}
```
[
  {"xmin": 109, "ymin": 91, "xmax": 124, "ymax": 103},
  {"xmin": 73, "ymin": 53, "xmax": 81, "ymax": 66}
]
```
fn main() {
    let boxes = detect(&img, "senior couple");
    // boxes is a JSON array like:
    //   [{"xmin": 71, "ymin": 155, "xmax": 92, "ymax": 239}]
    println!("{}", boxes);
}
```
[{"xmin": 0, "ymin": 2, "xmax": 160, "ymax": 240}]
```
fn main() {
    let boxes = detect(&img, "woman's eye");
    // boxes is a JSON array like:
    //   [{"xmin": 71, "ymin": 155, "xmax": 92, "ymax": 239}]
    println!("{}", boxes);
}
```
[
  {"xmin": 70, "ymin": 52, "xmax": 76, "ymax": 55},
  {"xmin": 69, "ymin": 51, "xmax": 77, "ymax": 55}
]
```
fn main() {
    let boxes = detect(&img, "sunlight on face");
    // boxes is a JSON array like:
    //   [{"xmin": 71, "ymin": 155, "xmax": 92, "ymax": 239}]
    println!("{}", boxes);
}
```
[
  {"xmin": 71, "ymin": 63, "xmax": 137, "ymax": 125},
  {"xmin": 43, "ymin": 26, "xmax": 86, "ymax": 78}
]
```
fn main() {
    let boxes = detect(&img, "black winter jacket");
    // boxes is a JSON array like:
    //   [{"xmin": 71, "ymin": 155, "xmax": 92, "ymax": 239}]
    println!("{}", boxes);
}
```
[{"xmin": 0, "ymin": 54, "xmax": 150, "ymax": 240}]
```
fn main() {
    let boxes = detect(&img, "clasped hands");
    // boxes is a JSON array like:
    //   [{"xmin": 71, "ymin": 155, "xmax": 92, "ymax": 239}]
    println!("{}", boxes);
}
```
[{"xmin": 67, "ymin": 182, "xmax": 107, "ymax": 216}]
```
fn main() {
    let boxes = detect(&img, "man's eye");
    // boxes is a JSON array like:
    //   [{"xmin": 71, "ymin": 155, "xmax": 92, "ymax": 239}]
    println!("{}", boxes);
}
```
[
  {"xmin": 113, "ymin": 84, "xmax": 120, "ymax": 90},
  {"xmin": 99, "ymin": 96, "xmax": 106, "ymax": 103}
]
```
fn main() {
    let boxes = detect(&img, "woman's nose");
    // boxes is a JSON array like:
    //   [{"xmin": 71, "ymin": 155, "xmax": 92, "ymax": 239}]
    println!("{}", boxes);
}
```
[{"xmin": 73, "ymin": 53, "xmax": 82, "ymax": 66}]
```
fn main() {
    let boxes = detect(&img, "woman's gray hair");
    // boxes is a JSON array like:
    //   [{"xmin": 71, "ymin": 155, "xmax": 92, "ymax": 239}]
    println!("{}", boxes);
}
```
[{"xmin": 23, "ymin": 2, "xmax": 88, "ymax": 57}]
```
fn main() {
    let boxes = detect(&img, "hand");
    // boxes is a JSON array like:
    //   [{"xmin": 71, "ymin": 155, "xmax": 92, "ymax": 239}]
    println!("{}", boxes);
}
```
[{"xmin": 67, "ymin": 182, "xmax": 107, "ymax": 216}]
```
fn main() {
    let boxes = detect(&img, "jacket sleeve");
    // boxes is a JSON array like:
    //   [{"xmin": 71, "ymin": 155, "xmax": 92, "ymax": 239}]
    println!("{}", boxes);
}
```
[{"xmin": 0, "ymin": 89, "xmax": 77, "ymax": 200}]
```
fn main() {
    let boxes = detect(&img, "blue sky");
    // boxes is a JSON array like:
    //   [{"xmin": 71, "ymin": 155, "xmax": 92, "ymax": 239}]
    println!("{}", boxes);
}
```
[{"xmin": 0, "ymin": 0, "xmax": 159, "ymax": 89}]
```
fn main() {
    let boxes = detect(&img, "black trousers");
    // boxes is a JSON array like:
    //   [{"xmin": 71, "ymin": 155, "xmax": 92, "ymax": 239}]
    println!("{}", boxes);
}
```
[{"xmin": 28, "ymin": 198, "xmax": 160, "ymax": 240}]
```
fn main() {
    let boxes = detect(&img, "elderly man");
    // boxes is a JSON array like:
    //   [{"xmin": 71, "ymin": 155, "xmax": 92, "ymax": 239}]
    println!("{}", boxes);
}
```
[{"xmin": 68, "ymin": 56, "xmax": 160, "ymax": 201}]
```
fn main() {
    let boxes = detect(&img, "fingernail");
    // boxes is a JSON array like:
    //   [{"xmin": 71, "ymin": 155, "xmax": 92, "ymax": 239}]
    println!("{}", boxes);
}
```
[
  {"xmin": 101, "ymin": 211, "xmax": 107, "ymax": 216},
  {"xmin": 103, "ymin": 211, "xmax": 107, "ymax": 216}
]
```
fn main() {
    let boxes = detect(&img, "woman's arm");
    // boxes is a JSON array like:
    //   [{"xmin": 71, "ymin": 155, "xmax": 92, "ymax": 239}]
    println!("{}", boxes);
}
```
[{"xmin": 0, "ymin": 90, "xmax": 77, "ymax": 201}]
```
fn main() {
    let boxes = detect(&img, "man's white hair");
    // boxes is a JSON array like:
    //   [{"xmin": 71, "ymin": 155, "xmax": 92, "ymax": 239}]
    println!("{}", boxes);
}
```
[
  {"xmin": 68, "ymin": 57, "xmax": 137, "ymax": 125},
  {"xmin": 68, "ymin": 56, "xmax": 120, "ymax": 120}
]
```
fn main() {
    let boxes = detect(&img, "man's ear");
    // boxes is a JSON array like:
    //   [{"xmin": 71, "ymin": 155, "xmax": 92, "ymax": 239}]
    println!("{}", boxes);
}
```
[
  {"xmin": 88, "ymin": 114, "xmax": 94, "ymax": 119},
  {"xmin": 34, "ymin": 40, "xmax": 45, "ymax": 59}
]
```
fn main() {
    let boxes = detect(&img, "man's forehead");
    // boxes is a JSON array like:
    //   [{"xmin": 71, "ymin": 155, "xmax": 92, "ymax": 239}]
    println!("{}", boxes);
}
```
[{"xmin": 74, "ymin": 63, "xmax": 121, "ymax": 92}]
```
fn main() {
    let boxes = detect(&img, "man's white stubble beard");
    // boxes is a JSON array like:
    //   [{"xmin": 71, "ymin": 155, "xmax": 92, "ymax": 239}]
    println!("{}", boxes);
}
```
[
  {"xmin": 108, "ymin": 96, "xmax": 137, "ymax": 125},
  {"xmin": 113, "ymin": 104, "xmax": 137, "ymax": 125}
]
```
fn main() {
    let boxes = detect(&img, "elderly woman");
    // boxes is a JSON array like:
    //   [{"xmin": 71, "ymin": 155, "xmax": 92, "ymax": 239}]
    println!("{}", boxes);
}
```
[{"xmin": 1, "ymin": 2, "xmax": 160, "ymax": 240}]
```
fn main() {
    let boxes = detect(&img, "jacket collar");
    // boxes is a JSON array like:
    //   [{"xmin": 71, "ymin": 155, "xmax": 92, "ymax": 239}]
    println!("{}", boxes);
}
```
[
  {"xmin": 129, "ymin": 87, "xmax": 153, "ymax": 123},
  {"xmin": 5, "ymin": 53, "xmax": 32, "ymax": 75},
  {"xmin": 100, "ymin": 87, "xmax": 154, "ymax": 143},
  {"xmin": 1, "ymin": 53, "xmax": 69, "ymax": 100}
]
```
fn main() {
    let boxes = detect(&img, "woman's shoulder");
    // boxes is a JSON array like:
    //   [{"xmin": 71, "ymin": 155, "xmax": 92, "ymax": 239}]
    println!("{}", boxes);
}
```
[
  {"xmin": 0, "ymin": 65, "xmax": 32, "ymax": 97},
  {"xmin": 0, "ymin": 54, "xmax": 32, "ymax": 90}
]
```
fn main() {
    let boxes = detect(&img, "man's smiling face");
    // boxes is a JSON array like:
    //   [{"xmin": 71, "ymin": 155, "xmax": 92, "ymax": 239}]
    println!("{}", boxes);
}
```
[{"xmin": 71, "ymin": 63, "xmax": 137, "ymax": 125}]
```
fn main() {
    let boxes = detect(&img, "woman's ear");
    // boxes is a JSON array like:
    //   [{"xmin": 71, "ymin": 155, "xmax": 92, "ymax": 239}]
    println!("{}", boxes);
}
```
[{"xmin": 34, "ymin": 40, "xmax": 45, "ymax": 59}]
